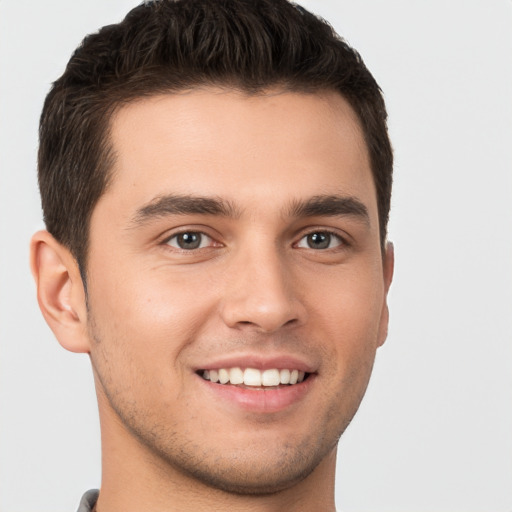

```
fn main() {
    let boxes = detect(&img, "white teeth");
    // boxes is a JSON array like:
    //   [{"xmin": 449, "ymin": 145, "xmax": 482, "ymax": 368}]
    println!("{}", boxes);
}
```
[
  {"xmin": 201, "ymin": 367, "xmax": 307, "ymax": 387},
  {"xmin": 229, "ymin": 367, "xmax": 244, "ymax": 385},
  {"xmin": 280, "ymin": 369, "xmax": 291, "ymax": 384},
  {"xmin": 261, "ymin": 369, "xmax": 280, "ymax": 386},
  {"xmin": 218, "ymin": 368, "xmax": 230, "ymax": 384},
  {"xmin": 243, "ymin": 368, "xmax": 262, "ymax": 386}
]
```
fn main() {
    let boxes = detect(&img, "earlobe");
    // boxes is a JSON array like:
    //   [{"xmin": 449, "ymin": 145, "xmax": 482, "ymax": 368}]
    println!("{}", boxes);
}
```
[
  {"xmin": 377, "ymin": 241, "xmax": 395, "ymax": 347},
  {"xmin": 30, "ymin": 230, "xmax": 90, "ymax": 353}
]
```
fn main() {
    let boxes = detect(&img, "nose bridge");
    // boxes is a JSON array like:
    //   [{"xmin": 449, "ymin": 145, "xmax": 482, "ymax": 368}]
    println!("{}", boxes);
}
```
[{"xmin": 220, "ymin": 237, "xmax": 305, "ymax": 333}]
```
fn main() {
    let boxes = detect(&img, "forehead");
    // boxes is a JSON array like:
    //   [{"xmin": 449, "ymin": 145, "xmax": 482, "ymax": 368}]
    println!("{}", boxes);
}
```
[{"xmin": 101, "ymin": 87, "xmax": 376, "ymax": 221}]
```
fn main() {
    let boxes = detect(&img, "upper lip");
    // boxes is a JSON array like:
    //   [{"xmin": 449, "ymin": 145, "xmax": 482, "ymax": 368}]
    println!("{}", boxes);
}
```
[{"xmin": 194, "ymin": 353, "xmax": 317, "ymax": 373}]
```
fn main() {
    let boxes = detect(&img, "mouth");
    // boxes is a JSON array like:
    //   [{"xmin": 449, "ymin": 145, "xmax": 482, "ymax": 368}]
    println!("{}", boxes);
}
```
[
  {"xmin": 195, "ymin": 355, "xmax": 316, "ymax": 412},
  {"xmin": 196, "ymin": 363, "xmax": 316, "ymax": 413},
  {"xmin": 197, "ymin": 367, "xmax": 310, "ymax": 389}
]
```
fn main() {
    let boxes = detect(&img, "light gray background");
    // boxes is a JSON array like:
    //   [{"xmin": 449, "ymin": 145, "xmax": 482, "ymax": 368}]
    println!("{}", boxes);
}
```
[{"xmin": 1, "ymin": 1, "xmax": 511, "ymax": 511}]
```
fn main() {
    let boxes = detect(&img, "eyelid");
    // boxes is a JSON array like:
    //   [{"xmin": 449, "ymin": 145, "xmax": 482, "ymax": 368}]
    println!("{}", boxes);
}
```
[
  {"xmin": 157, "ymin": 225, "xmax": 351, "ymax": 252},
  {"xmin": 167, "ymin": 232, "xmax": 213, "ymax": 250},
  {"xmin": 295, "ymin": 226, "xmax": 350, "ymax": 244},
  {"xmin": 160, "ymin": 227, "xmax": 222, "ymax": 249}
]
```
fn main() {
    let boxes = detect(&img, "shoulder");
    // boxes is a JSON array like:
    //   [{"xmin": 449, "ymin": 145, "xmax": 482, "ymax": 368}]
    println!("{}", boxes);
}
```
[{"xmin": 76, "ymin": 489, "xmax": 99, "ymax": 512}]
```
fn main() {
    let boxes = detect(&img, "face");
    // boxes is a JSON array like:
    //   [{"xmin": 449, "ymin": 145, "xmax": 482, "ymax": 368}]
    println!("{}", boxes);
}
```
[{"xmin": 85, "ymin": 88, "xmax": 392, "ymax": 494}]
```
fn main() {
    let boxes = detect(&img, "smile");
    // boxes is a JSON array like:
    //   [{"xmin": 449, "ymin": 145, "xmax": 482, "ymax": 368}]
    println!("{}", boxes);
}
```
[{"xmin": 200, "ymin": 367, "xmax": 308, "ymax": 387}]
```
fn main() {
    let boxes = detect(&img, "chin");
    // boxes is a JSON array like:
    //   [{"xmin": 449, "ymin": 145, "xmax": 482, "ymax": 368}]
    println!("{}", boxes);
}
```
[
  {"xmin": 154, "ymin": 432, "xmax": 339, "ymax": 497},
  {"xmin": 179, "ymin": 456, "xmax": 320, "ymax": 496}
]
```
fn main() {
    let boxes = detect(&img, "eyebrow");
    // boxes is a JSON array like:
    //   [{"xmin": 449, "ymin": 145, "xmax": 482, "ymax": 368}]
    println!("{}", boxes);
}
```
[
  {"xmin": 131, "ymin": 194, "xmax": 241, "ymax": 226},
  {"xmin": 130, "ymin": 193, "xmax": 369, "ymax": 227},
  {"xmin": 287, "ymin": 195, "xmax": 370, "ymax": 224}
]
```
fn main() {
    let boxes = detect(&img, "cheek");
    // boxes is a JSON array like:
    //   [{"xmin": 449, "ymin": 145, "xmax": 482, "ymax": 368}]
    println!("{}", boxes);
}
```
[
  {"xmin": 307, "ymin": 262, "xmax": 384, "ymax": 340},
  {"xmin": 90, "ymin": 260, "xmax": 212, "ymax": 333},
  {"xmin": 306, "ymin": 262, "xmax": 384, "ymax": 390},
  {"xmin": 85, "ymin": 260, "xmax": 221, "ymax": 397}
]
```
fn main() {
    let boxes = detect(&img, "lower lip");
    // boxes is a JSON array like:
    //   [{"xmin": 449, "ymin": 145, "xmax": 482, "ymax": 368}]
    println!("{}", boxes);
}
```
[{"xmin": 199, "ymin": 374, "xmax": 315, "ymax": 414}]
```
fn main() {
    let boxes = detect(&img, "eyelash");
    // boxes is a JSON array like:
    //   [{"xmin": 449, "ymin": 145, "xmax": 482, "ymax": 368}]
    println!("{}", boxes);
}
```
[
  {"xmin": 163, "ymin": 231, "xmax": 218, "ymax": 251},
  {"xmin": 295, "ymin": 230, "xmax": 347, "ymax": 250},
  {"xmin": 162, "ymin": 228, "xmax": 349, "ymax": 252}
]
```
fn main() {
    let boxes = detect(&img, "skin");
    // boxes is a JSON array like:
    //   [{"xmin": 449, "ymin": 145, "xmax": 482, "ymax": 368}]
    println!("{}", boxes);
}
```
[{"xmin": 31, "ymin": 88, "xmax": 393, "ymax": 512}]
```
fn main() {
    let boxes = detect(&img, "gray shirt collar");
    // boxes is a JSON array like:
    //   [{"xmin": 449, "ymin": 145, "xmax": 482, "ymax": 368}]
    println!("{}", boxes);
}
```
[{"xmin": 76, "ymin": 490, "xmax": 99, "ymax": 512}]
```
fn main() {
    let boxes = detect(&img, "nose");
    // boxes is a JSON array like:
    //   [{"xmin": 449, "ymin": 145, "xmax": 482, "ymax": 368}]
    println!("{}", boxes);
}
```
[{"xmin": 219, "ymin": 246, "xmax": 307, "ymax": 334}]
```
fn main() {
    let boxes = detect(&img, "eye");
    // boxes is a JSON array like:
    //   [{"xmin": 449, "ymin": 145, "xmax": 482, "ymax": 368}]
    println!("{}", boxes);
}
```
[
  {"xmin": 296, "ymin": 231, "xmax": 344, "ymax": 250},
  {"xmin": 165, "ymin": 231, "xmax": 214, "ymax": 250}
]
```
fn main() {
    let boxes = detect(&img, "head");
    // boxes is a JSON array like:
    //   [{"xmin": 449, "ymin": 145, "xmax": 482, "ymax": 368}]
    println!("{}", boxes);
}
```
[
  {"xmin": 32, "ymin": 0, "xmax": 394, "ymax": 501},
  {"xmin": 38, "ymin": 0, "xmax": 392, "ymax": 276}
]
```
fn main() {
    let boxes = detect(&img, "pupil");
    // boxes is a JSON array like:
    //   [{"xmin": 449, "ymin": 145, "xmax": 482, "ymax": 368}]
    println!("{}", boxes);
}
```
[
  {"xmin": 308, "ymin": 232, "xmax": 330, "ymax": 249},
  {"xmin": 178, "ymin": 232, "xmax": 201, "ymax": 249}
]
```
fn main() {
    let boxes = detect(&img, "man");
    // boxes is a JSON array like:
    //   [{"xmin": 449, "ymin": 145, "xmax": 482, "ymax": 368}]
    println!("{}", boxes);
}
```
[{"xmin": 30, "ymin": 0, "xmax": 394, "ymax": 510}]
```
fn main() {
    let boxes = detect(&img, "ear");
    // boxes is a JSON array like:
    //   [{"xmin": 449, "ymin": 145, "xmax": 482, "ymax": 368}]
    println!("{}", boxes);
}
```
[
  {"xmin": 30, "ymin": 230, "xmax": 91, "ymax": 353},
  {"xmin": 377, "ymin": 241, "xmax": 394, "ymax": 347}
]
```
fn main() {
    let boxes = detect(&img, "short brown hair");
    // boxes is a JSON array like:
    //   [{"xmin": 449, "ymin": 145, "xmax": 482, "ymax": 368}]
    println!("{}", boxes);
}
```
[{"xmin": 38, "ymin": 0, "xmax": 393, "ymax": 273}]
